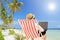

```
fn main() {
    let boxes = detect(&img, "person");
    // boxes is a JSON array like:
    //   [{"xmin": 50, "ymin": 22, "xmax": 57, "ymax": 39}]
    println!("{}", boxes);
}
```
[
  {"xmin": 38, "ymin": 22, "xmax": 48, "ymax": 40},
  {"xmin": 41, "ymin": 31, "xmax": 46, "ymax": 40},
  {"xmin": 26, "ymin": 13, "xmax": 44, "ymax": 40}
]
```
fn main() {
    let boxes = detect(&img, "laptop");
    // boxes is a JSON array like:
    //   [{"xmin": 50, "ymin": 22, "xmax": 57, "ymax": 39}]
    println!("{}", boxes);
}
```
[{"xmin": 38, "ymin": 22, "xmax": 48, "ymax": 31}]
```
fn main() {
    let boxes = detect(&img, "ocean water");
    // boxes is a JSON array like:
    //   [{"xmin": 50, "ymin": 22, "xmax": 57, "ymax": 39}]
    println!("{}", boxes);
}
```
[{"xmin": 46, "ymin": 30, "xmax": 60, "ymax": 40}]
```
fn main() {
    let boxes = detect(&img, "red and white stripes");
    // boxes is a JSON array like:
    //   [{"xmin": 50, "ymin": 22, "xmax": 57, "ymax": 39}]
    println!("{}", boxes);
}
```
[{"xmin": 18, "ymin": 19, "xmax": 39, "ymax": 38}]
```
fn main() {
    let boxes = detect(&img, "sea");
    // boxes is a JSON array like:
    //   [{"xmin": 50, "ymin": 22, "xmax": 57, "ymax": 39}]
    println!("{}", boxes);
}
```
[{"xmin": 46, "ymin": 28, "xmax": 60, "ymax": 40}]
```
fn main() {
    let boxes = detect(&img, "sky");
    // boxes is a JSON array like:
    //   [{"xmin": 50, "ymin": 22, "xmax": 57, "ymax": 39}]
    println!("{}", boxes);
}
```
[{"xmin": 0, "ymin": 0, "xmax": 60, "ymax": 29}]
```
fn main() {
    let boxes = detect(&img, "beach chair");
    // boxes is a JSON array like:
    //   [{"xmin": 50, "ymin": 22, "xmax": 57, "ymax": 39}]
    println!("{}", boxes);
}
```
[{"xmin": 18, "ymin": 19, "xmax": 40, "ymax": 40}]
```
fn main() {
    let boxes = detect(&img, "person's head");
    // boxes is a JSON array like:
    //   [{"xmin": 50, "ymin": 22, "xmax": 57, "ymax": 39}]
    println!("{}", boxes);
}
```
[{"xmin": 26, "ymin": 13, "xmax": 35, "ymax": 20}]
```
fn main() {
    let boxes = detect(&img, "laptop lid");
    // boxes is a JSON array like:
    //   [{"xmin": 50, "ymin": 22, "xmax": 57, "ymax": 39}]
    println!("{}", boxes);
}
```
[{"xmin": 38, "ymin": 22, "xmax": 48, "ymax": 31}]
